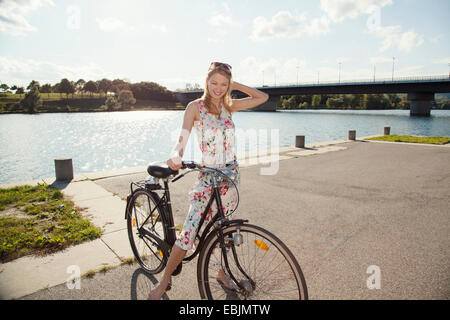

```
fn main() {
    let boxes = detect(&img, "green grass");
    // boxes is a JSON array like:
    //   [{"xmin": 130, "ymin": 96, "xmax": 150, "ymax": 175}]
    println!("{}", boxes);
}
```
[
  {"xmin": 367, "ymin": 135, "xmax": 450, "ymax": 145},
  {"xmin": 0, "ymin": 184, "xmax": 102, "ymax": 263}
]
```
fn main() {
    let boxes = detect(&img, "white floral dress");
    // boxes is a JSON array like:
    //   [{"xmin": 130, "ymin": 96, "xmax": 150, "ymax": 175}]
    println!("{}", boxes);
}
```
[{"xmin": 175, "ymin": 100, "xmax": 240, "ymax": 251}]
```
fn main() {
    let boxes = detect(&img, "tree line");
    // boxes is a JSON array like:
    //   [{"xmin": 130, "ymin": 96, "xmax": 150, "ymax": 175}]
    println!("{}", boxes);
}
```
[
  {"xmin": 1, "ymin": 78, "xmax": 175, "ymax": 101},
  {"xmin": 0, "ymin": 78, "xmax": 177, "ymax": 113},
  {"xmin": 278, "ymin": 93, "xmax": 449, "ymax": 110}
]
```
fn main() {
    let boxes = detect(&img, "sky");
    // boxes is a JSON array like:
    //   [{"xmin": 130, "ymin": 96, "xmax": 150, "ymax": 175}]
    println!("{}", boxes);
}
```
[{"xmin": 0, "ymin": 0, "xmax": 449, "ymax": 91}]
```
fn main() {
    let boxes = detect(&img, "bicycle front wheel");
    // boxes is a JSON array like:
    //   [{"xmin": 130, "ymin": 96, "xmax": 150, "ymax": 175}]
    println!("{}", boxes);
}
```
[
  {"xmin": 197, "ymin": 224, "xmax": 308, "ymax": 300},
  {"xmin": 127, "ymin": 189, "xmax": 166, "ymax": 274}
]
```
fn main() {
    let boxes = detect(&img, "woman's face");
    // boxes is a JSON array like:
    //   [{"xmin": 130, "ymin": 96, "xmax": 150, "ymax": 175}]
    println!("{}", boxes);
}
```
[{"xmin": 207, "ymin": 72, "xmax": 229, "ymax": 100}]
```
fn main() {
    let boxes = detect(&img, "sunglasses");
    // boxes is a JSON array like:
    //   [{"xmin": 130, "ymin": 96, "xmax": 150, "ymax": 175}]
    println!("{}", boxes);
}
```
[{"xmin": 210, "ymin": 62, "xmax": 232, "ymax": 71}]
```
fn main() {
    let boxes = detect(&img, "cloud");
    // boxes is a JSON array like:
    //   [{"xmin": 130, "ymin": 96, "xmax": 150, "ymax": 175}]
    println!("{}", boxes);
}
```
[
  {"xmin": 320, "ymin": 0, "xmax": 392, "ymax": 22},
  {"xmin": 0, "ymin": 0, "xmax": 54, "ymax": 35},
  {"xmin": 433, "ymin": 57, "xmax": 450, "ymax": 64},
  {"xmin": 0, "ymin": 56, "xmax": 114, "ymax": 87},
  {"xmin": 238, "ymin": 56, "xmax": 308, "ymax": 85},
  {"xmin": 370, "ymin": 25, "xmax": 424, "ymax": 52},
  {"xmin": 250, "ymin": 11, "xmax": 330, "ymax": 41},
  {"xmin": 209, "ymin": 13, "xmax": 240, "ymax": 28}
]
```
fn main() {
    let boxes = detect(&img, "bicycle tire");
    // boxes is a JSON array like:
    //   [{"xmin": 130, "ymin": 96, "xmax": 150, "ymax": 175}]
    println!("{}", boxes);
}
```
[
  {"xmin": 197, "ymin": 224, "xmax": 308, "ymax": 300},
  {"xmin": 127, "ymin": 189, "xmax": 167, "ymax": 274}
]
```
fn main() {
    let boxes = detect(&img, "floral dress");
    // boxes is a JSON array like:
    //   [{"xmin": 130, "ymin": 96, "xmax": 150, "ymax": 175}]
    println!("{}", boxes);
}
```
[{"xmin": 175, "ymin": 100, "xmax": 240, "ymax": 251}]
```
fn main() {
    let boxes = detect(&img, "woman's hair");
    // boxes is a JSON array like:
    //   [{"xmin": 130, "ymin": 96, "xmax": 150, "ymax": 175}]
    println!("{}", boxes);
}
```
[{"xmin": 201, "ymin": 64, "xmax": 233, "ymax": 114}]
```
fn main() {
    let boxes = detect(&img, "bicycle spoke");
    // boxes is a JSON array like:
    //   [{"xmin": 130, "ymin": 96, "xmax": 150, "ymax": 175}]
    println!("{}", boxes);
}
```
[{"xmin": 200, "ymin": 225, "xmax": 306, "ymax": 300}]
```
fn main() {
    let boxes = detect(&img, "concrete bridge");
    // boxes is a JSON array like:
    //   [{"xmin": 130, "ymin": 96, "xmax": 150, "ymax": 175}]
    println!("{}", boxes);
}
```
[{"xmin": 175, "ymin": 75, "xmax": 450, "ymax": 116}]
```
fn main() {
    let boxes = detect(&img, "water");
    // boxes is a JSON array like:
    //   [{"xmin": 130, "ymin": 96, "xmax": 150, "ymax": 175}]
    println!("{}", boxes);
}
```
[{"xmin": 0, "ymin": 109, "xmax": 449, "ymax": 184}]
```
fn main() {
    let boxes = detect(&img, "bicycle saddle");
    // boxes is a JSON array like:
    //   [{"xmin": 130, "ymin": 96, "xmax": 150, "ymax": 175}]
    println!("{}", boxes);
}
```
[{"xmin": 147, "ymin": 162, "xmax": 179, "ymax": 178}]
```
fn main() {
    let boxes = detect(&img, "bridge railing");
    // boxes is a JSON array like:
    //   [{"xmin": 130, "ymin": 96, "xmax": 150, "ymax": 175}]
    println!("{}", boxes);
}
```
[{"xmin": 257, "ymin": 75, "xmax": 450, "ymax": 89}]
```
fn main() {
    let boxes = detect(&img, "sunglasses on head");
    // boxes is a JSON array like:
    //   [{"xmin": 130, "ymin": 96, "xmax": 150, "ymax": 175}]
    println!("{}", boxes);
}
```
[{"xmin": 210, "ymin": 62, "xmax": 232, "ymax": 71}]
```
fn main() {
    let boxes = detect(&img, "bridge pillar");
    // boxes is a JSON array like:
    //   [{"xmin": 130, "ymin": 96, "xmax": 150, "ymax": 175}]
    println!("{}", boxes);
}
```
[
  {"xmin": 408, "ymin": 92, "xmax": 434, "ymax": 117},
  {"xmin": 254, "ymin": 95, "xmax": 279, "ymax": 111}
]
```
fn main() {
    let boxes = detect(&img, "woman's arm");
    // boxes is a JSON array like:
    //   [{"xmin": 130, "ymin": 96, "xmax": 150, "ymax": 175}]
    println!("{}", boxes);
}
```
[
  {"xmin": 167, "ymin": 101, "xmax": 197, "ymax": 170},
  {"xmin": 230, "ymin": 81, "xmax": 269, "ymax": 112}
]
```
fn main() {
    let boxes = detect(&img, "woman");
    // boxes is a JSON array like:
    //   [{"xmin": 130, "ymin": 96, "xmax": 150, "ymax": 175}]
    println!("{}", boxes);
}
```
[{"xmin": 148, "ymin": 62, "xmax": 269, "ymax": 300}]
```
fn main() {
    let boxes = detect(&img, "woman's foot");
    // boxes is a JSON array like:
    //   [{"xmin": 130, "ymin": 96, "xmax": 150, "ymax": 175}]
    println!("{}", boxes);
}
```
[
  {"xmin": 216, "ymin": 269, "xmax": 233, "ymax": 290},
  {"xmin": 147, "ymin": 281, "xmax": 170, "ymax": 300}
]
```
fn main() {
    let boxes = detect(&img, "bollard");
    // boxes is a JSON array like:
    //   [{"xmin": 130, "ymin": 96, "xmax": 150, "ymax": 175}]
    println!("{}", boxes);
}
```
[
  {"xmin": 295, "ymin": 135, "xmax": 305, "ymax": 148},
  {"xmin": 348, "ymin": 130, "xmax": 356, "ymax": 140},
  {"xmin": 384, "ymin": 126, "xmax": 391, "ymax": 135},
  {"xmin": 55, "ymin": 158, "xmax": 74, "ymax": 181}
]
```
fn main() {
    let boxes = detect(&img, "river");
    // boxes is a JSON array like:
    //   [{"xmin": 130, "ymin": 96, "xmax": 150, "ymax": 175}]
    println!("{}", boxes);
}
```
[{"xmin": 1, "ymin": 109, "xmax": 449, "ymax": 184}]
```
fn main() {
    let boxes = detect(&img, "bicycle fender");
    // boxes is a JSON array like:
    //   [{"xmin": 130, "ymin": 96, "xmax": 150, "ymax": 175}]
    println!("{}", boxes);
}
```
[{"xmin": 221, "ymin": 219, "xmax": 248, "ymax": 228}]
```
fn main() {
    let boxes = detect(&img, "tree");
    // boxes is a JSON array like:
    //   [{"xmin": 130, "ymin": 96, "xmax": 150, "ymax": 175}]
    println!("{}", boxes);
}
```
[
  {"xmin": 40, "ymin": 83, "xmax": 52, "ymax": 98},
  {"xmin": 118, "ymin": 89, "xmax": 136, "ymax": 110},
  {"xmin": 98, "ymin": 78, "xmax": 112, "ymax": 96},
  {"xmin": 0, "ymin": 83, "xmax": 9, "ymax": 92},
  {"xmin": 105, "ymin": 96, "xmax": 120, "ymax": 111},
  {"xmin": 83, "ymin": 81, "xmax": 98, "ymax": 97},
  {"xmin": 59, "ymin": 78, "xmax": 75, "ymax": 99},
  {"xmin": 311, "ymin": 95, "xmax": 322, "ymax": 109},
  {"xmin": 75, "ymin": 79, "xmax": 86, "ymax": 96},
  {"xmin": 20, "ymin": 86, "xmax": 42, "ymax": 114},
  {"xmin": 27, "ymin": 80, "xmax": 40, "ymax": 91},
  {"xmin": 15, "ymin": 87, "xmax": 25, "ymax": 95}
]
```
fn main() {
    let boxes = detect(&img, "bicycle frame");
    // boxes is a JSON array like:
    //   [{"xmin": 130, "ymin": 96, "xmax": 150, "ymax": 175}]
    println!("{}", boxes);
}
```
[{"xmin": 126, "ymin": 165, "xmax": 253, "ymax": 292}]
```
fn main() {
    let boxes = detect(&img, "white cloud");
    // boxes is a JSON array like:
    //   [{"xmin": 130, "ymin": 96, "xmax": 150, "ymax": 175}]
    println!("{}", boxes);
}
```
[
  {"xmin": 0, "ymin": 0, "xmax": 54, "ymax": 36},
  {"xmin": 209, "ymin": 13, "xmax": 240, "ymax": 28},
  {"xmin": 0, "ymin": 56, "xmax": 114, "ymax": 87},
  {"xmin": 371, "ymin": 25, "xmax": 424, "ymax": 52},
  {"xmin": 320, "ymin": 0, "xmax": 392, "ymax": 22},
  {"xmin": 433, "ymin": 57, "xmax": 450, "ymax": 64},
  {"xmin": 238, "ymin": 56, "xmax": 308, "ymax": 85},
  {"xmin": 250, "ymin": 11, "xmax": 330, "ymax": 41}
]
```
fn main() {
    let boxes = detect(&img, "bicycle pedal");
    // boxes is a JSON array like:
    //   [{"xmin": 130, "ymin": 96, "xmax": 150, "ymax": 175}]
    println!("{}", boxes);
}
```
[{"xmin": 165, "ymin": 282, "xmax": 172, "ymax": 292}]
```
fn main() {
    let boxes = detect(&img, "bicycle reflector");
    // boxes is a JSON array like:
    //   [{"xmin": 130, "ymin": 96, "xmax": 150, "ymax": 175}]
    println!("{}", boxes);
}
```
[
  {"xmin": 254, "ymin": 240, "xmax": 269, "ymax": 251},
  {"xmin": 132, "ymin": 217, "xmax": 136, "ymax": 227}
]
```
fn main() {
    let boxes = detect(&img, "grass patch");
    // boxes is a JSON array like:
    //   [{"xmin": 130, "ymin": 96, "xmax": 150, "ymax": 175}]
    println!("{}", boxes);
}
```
[
  {"xmin": 367, "ymin": 135, "xmax": 450, "ymax": 145},
  {"xmin": 0, "ymin": 184, "xmax": 102, "ymax": 263}
]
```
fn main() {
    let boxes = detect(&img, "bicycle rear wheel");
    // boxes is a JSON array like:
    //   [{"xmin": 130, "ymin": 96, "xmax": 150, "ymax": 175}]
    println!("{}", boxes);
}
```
[
  {"xmin": 197, "ymin": 224, "xmax": 308, "ymax": 300},
  {"xmin": 127, "ymin": 189, "xmax": 166, "ymax": 274}
]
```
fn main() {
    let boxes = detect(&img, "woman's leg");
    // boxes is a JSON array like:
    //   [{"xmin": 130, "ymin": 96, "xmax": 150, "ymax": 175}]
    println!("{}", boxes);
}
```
[{"xmin": 147, "ymin": 244, "xmax": 187, "ymax": 300}]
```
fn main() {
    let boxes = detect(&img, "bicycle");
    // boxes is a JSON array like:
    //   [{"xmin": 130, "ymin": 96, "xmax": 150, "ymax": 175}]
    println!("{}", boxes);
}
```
[{"xmin": 124, "ymin": 160, "xmax": 308, "ymax": 300}]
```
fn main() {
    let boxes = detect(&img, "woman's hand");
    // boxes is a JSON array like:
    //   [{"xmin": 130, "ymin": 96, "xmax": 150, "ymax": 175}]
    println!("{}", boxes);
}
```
[
  {"xmin": 230, "ymin": 81, "xmax": 269, "ymax": 112},
  {"xmin": 167, "ymin": 156, "xmax": 182, "ymax": 171}
]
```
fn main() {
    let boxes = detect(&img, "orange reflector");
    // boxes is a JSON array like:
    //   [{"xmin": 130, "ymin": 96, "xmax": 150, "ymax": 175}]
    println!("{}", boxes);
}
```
[
  {"xmin": 158, "ymin": 250, "xmax": 163, "ymax": 257},
  {"xmin": 132, "ymin": 217, "xmax": 136, "ymax": 227},
  {"xmin": 254, "ymin": 240, "xmax": 269, "ymax": 251}
]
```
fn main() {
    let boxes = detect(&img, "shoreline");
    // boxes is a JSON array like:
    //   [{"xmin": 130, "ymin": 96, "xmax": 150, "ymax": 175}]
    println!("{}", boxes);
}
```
[{"xmin": 0, "ymin": 134, "xmax": 393, "ymax": 188}]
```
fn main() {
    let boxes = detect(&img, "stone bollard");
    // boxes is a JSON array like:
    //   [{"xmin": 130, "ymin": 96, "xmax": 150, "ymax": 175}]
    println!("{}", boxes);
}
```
[
  {"xmin": 348, "ymin": 130, "xmax": 356, "ymax": 140},
  {"xmin": 295, "ymin": 135, "xmax": 305, "ymax": 148},
  {"xmin": 384, "ymin": 126, "xmax": 391, "ymax": 135},
  {"xmin": 55, "ymin": 158, "xmax": 74, "ymax": 181}
]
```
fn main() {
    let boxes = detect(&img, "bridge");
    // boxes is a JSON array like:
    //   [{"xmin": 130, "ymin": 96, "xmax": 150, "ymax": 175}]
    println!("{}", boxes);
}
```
[{"xmin": 175, "ymin": 75, "xmax": 450, "ymax": 116}]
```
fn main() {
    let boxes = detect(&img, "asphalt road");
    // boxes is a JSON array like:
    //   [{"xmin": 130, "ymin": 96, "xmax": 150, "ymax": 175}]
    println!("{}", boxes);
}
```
[{"xmin": 22, "ymin": 141, "xmax": 450, "ymax": 300}]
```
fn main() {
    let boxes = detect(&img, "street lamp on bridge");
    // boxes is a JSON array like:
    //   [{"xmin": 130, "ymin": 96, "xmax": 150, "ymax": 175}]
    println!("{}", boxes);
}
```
[{"xmin": 392, "ymin": 57, "xmax": 395, "ymax": 81}]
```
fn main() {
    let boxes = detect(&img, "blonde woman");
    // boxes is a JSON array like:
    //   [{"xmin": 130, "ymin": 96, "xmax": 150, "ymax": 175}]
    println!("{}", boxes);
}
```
[{"xmin": 148, "ymin": 62, "xmax": 269, "ymax": 300}]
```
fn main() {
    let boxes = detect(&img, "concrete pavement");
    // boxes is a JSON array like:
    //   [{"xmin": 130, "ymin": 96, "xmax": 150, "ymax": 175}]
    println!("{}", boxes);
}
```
[{"xmin": 1, "ymin": 136, "xmax": 449, "ymax": 300}]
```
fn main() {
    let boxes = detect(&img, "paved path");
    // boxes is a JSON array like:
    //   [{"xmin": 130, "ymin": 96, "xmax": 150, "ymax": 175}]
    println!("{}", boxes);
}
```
[{"xmin": 1, "ymin": 139, "xmax": 449, "ymax": 300}]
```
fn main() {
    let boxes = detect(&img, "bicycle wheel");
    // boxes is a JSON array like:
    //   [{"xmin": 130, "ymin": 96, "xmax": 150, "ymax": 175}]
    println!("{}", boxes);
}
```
[
  {"xmin": 197, "ymin": 224, "xmax": 308, "ymax": 300},
  {"xmin": 127, "ymin": 189, "xmax": 167, "ymax": 274}
]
